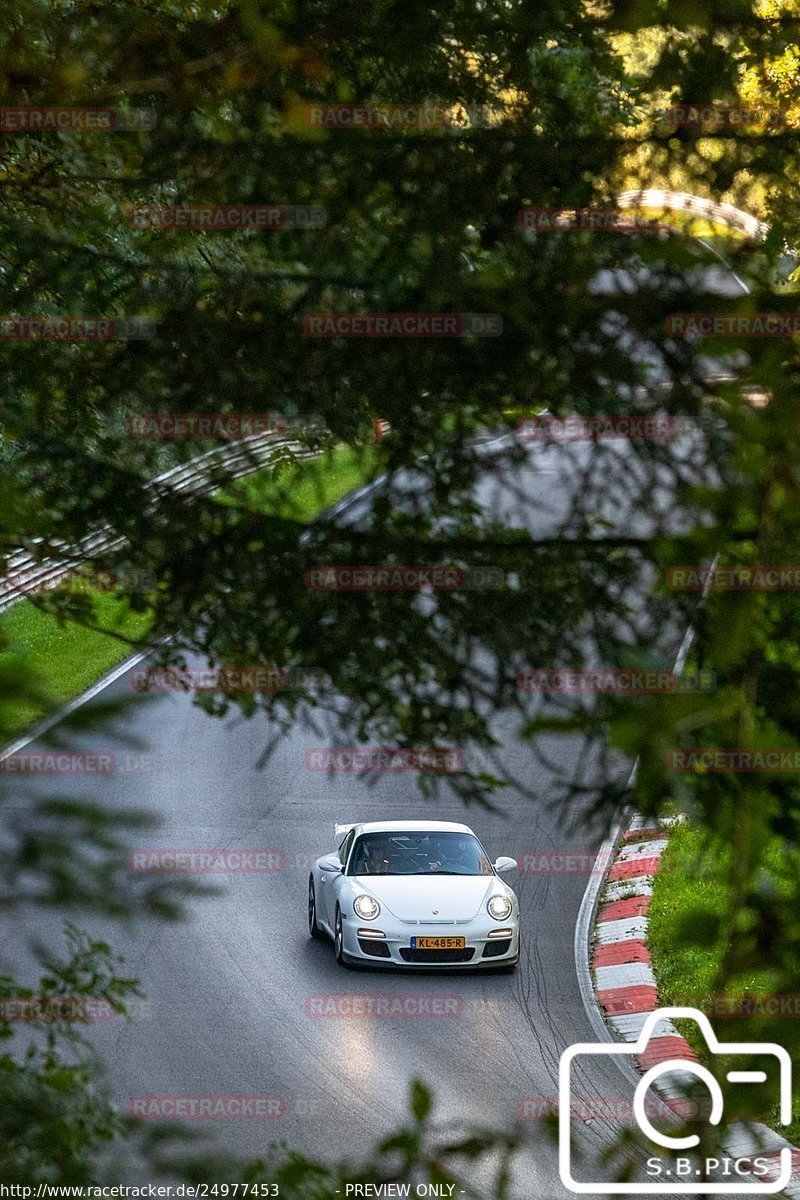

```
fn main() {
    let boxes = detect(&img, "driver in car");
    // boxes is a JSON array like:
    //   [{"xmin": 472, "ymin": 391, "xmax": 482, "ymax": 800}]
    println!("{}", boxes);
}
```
[
  {"xmin": 356, "ymin": 840, "xmax": 391, "ymax": 874},
  {"xmin": 425, "ymin": 835, "xmax": 477, "ymax": 873}
]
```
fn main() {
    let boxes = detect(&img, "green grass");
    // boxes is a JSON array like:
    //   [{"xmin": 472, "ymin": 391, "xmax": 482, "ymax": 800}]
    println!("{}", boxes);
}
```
[
  {"xmin": 217, "ymin": 443, "xmax": 383, "ymax": 521},
  {"xmin": 648, "ymin": 825, "xmax": 731, "ymax": 1003},
  {"xmin": 0, "ymin": 444, "xmax": 382, "ymax": 741},
  {"xmin": 648, "ymin": 824, "xmax": 800, "ymax": 1140},
  {"xmin": 0, "ymin": 592, "xmax": 153, "ymax": 736}
]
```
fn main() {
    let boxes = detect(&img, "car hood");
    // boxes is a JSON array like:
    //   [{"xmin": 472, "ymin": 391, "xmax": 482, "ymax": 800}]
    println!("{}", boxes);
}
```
[{"xmin": 351, "ymin": 874, "xmax": 495, "ymax": 921}]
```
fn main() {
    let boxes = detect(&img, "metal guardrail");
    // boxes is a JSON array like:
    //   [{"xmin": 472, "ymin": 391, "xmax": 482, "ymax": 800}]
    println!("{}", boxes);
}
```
[
  {"xmin": 615, "ymin": 189, "xmax": 767, "ymax": 240},
  {"xmin": 0, "ymin": 430, "xmax": 322, "ymax": 614},
  {"xmin": 0, "ymin": 192, "xmax": 769, "ymax": 615}
]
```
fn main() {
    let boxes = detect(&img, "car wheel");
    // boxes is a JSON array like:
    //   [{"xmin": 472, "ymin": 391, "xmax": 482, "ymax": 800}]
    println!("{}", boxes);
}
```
[
  {"xmin": 334, "ymin": 906, "xmax": 346, "ymax": 965},
  {"xmin": 308, "ymin": 877, "xmax": 323, "ymax": 939}
]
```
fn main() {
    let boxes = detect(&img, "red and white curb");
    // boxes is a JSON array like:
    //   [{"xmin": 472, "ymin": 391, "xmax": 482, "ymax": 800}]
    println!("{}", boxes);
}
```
[{"xmin": 590, "ymin": 815, "xmax": 800, "ymax": 1195}]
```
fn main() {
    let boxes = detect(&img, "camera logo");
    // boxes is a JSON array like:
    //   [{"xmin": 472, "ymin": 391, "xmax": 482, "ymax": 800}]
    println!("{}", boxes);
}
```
[{"xmin": 559, "ymin": 1007, "xmax": 792, "ymax": 1194}]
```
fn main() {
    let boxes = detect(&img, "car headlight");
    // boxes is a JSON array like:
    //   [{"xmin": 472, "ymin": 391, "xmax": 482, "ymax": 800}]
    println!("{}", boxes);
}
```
[
  {"xmin": 487, "ymin": 894, "xmax": 512, "ymax": 920},
  {"xmin": 353, "ymin": 894, "xmax": 380, "ymax": 920}
]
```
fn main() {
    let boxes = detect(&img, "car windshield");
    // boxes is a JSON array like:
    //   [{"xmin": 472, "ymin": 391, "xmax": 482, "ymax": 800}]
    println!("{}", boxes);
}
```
[{"xmin": 348, "ymin": 831, "xmax": 493, "ymax": 876}]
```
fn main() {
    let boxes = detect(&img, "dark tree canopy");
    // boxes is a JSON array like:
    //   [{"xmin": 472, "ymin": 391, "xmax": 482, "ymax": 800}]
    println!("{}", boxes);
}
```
[{"xmin": 1, "ymin": 0, "xmax": 800, "ymax": 1185}]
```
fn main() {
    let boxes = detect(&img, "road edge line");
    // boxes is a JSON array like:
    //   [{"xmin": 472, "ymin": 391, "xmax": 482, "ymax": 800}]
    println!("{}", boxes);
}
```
[{"xmin": 0, "ymin": 648, "xmax": 152, "ymax": 763}]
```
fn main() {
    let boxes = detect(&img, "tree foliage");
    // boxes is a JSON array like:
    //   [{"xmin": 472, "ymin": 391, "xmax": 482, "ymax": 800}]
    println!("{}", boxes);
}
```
[{"xmin": 1, "ymin": 0, "xmax": 800, "ymax": 1185}]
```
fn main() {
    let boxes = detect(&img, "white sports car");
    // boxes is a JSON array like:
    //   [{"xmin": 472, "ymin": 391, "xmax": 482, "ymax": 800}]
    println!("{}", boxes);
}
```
[{"xmin": 308, "ymin": 820, "xmax": 519, "ymax": 969}]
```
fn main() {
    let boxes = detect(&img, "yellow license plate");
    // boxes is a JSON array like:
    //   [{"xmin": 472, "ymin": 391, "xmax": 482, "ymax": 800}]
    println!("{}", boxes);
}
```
[{"xmin": 411, "ymin": 936, "xmax": 466, "ymax": 950}]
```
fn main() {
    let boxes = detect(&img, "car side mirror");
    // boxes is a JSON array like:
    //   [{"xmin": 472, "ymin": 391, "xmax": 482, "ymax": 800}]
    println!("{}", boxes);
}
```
[
  {"xmin": 493, "ymin": 856, "xmax": 517, "ymax": 873},
  {"xmin": 320, "ymin": 859, "xmax": 343, "ymax": 873}
]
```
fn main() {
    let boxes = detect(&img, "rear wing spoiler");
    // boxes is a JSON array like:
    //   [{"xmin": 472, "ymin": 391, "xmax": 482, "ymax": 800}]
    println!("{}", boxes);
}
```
[{"xmin": 334, "ymin": 822, "xmax": 357, "ymax": 841}]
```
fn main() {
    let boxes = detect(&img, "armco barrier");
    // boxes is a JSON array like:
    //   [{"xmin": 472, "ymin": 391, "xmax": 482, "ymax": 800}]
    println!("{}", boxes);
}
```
[
  {"xmin": 615, "ymin": 189, "xmax": 767, "ymax": 241},
  {"xmin": 0, "ymin": 191, "xmax": 766, "ymax": 615},
  {"xmin": 0, "ymin": 428, "xmax": 322, "ymax": 614}
]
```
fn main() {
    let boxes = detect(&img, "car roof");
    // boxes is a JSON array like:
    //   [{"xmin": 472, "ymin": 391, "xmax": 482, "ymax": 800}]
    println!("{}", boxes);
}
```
[{"xmin": 351, "ymin": 820, "xmax": 474, "ymax": 835}]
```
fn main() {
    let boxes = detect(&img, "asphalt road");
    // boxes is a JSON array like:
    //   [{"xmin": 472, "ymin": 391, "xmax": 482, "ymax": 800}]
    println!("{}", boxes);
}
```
[{"xmin": 2, "ymin": 429, "xmax": 755, "ymax": 1200}]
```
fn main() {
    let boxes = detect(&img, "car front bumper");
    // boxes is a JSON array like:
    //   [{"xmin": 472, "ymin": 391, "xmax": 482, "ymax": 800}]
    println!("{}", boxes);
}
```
[{"xmin": 340, "ymin": 913, "xmax": 520, "ymax": 968}]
